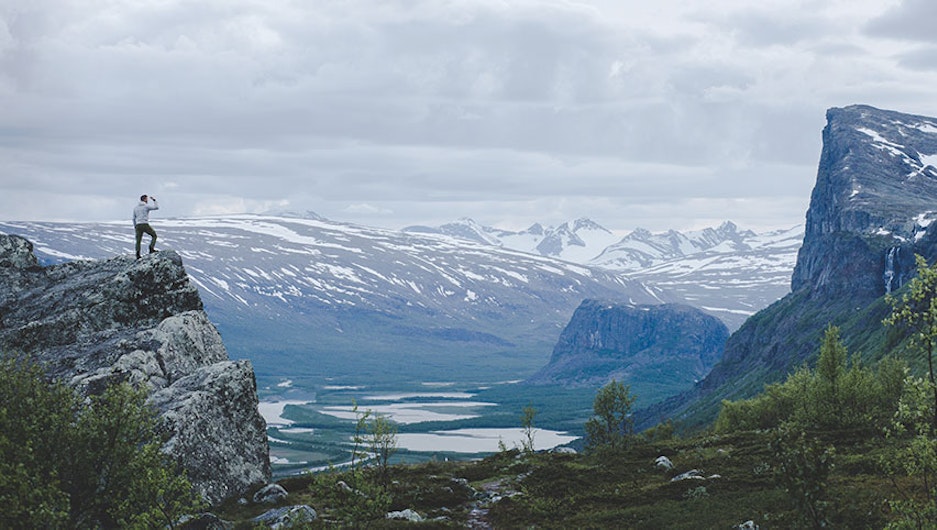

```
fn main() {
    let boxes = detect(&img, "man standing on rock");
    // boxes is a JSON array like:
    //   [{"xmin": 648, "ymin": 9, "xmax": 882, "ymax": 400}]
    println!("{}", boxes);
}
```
[{"xmin": 133, "ymin": 194, "xmax": 159, "ymax": 259}]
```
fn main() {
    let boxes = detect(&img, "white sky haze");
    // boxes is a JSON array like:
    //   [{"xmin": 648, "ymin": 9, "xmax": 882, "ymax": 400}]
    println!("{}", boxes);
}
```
[{"xmin": 2, "ymin": 0, "xmax": 937, "ymax": 233}]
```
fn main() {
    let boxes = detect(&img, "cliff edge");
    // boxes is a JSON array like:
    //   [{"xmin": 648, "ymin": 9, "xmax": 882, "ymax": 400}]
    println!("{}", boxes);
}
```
[
  {"xmin": 0, "ymin": 234, "xmax": 271, "ymax": 505},
  {"xmin": 637, "ymin": 105, "xmax": 937, "ymax": 430}
]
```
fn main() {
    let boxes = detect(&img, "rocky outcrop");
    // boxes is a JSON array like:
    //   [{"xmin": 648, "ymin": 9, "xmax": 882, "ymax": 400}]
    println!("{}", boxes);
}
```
[
  {"xmin": 0, "ymin": 235, "xmax": 270, "ymax": 504},
  {"xmin": 638, "ymin": 105, "xmax": 937, "ymax": 429},
  {"xmin": 528, "ymin": 300, "xmax": 728, "ymax": 391}
]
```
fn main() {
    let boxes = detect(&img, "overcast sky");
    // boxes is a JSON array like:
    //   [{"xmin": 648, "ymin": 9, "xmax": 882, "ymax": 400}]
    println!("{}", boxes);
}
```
[{"xmin": 2, "ymin": 0, "xmax": 937, "ymax": 234}]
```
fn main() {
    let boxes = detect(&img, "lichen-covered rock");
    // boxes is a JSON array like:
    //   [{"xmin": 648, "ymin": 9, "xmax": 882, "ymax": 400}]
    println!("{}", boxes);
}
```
[
  {"xmin": 0, "ymin": 235, "xmax": 41, "ymax": 310},
  {"xmin": 0, "ymin": 235, "xmax": 270, "ymax": 504},
  {"xmin": 151, "ymin": 361, "xmax": 270, "ymax": 504},
  {"xmin": 251, "ymin": 505, "xmax": 317, "ymax": 528},
  {"xmin": 252, "ymin": 483, "xmax": 289, "ymax": 505},
  {"xmin": 0, "ymin": 234, "xmax": 39, "ymax": 269},
  {"xmin": 386, "ymin": 509, "xmax": 424, "ymax": 522}
]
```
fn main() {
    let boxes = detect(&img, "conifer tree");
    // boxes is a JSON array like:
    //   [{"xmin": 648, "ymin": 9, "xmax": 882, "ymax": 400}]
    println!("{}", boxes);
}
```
[{"xmin": 813, "ymin": 325, "xmax": 848, "ymax": 427}]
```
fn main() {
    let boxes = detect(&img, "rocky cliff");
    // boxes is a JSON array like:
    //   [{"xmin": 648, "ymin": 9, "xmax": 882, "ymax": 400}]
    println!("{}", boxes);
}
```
[
  {"xmin": 792, "ymin": 105, "xmax": 937, "ymax": 296},
  {"xmin": 638, "ymin": 105, "xmax": 937, "ymax": 429},
  {"xmin": 0, "ymin": 234, "xmax": 270, "ymax": 504},
  {"xmin": 528, "ymin": 300, "xmax": 728, "ymax": 403}
]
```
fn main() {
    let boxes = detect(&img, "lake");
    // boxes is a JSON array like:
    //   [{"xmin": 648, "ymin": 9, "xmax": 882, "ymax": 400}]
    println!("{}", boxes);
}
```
[{"xmin": 256, "ymin": 378, "xmax": 590, "ymax": 476}]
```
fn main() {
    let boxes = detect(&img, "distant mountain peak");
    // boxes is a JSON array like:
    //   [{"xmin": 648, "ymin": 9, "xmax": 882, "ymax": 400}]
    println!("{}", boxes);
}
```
[
  {"xmin": 717, "ymin": 220, "xmax": 738, "ymax": 233},
  {"xmin": 452, "ymin": 217, "xmax": 481, "ymax": 227},
  {"xmin": 527, "ymin": 299, "xmax": 729, "ymax": 391},
  {"xmin": 263, "ymin": 209, "xmax": 325, "ymax": 221},
  {"xmin": 625, "ymin": 227, "xmax": 653, "ymax": 240},
  {"xmin": 568, "ymin": 217, "xmax": 611, "ymax": 233},
  {"xmin": 792, "ymin": 104, "xmax": 937, "ymax": 294}
]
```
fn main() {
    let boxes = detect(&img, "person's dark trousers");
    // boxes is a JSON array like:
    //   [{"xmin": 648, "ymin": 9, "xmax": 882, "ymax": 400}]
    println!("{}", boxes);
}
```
[{"xmin": 134, "ymin": 223, "xmax": 157, "ymax": 258}]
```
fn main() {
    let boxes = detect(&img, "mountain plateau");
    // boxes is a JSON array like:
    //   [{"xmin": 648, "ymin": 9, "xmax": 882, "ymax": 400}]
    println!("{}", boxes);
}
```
[{"xmin": 527, "ymin": 299, "xmax": 729, "ymax": 404}]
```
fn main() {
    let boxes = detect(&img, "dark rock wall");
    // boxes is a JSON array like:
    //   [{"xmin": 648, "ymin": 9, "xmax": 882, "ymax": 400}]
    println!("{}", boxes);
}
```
[{"xmin": 529, "ymin": 299, "xmax": 728, "ymax": 388}]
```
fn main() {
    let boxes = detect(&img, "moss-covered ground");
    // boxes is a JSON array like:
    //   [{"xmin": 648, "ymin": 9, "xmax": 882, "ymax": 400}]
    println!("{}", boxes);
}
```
[{"xmin": 215, "ymin": 427, "xmax": 922, "ymax": 529}]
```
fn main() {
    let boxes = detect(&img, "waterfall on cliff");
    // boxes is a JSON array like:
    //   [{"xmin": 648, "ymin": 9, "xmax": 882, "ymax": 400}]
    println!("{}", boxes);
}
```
[{"xmin": 884, "ymin": 246, "xmax": 900, "ymax": 294}]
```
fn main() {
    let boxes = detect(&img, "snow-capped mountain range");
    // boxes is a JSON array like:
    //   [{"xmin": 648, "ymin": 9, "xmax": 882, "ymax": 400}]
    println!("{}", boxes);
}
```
[
  {"xmin": 405, "ymin": 218, "xmax": 621, "ymax": 264},
  {"xmin": 0, "ymin": 213, "xmax": 801, "ymax": 385},
  {"xmin": 407, "ymin": 218, "xmax": 803, "ymax": 327},
  {"xmin": 0, "ymin": 215, "xmax": 670, "ymax": 385}
]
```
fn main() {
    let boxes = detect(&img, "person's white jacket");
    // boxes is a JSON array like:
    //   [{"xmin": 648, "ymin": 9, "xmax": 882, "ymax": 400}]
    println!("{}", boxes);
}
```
[{"xmin": 133, "ymin": 199, "xmax": 158, "ymax": 225}]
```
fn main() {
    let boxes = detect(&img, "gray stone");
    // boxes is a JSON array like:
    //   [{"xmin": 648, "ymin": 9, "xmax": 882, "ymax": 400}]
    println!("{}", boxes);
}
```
[
  {"xmin": 386, "ymin": 508, "xmax": 423, "ymax": 522},
  {"xmin": 670, "ymin": 469, "xmax": 704, "ymax": 482},
  {"xmin": 0, "ymin": 234, "xmax": 39, "ymax": 270},
  {"xmin": 253, "ymin": 483, "xmax": 289, "ymax": 505},
  {"xmin": 655, "ymin": 456, "xmax": 674, "ymax": 470},
  {"xmin": 178, "ymin": 512, "xmax": 233, "ymax": 530},
  {"xmin": 0, "ymin": 238, "xmax": 271, "ymax": 505},
  {"xmin": 251, "ymin": 505, "xmax": 317, "ymax": 529},
  {"xmin": 150, "ymin": 360, "xmax": 270, "ymax": 504}
]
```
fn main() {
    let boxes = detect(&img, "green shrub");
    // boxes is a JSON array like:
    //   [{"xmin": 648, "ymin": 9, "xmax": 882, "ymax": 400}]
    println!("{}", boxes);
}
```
[
  {"xmin": 771, "ymin": 423, "xmax": 835, "ymax": 529},
  {"xmin": 0, "ymin": 354, "xmax": 204, "ymax": 529},
  {"xmin": 881, "ymin": 376, "xmax": 937, "ymax": 529},
  {"xmin": 715, "ymin": 327, "xmax": 907, "ymax": 434}
]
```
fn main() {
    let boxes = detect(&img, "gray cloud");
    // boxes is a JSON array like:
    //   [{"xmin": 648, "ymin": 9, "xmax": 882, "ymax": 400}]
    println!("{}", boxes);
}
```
[
  {"xmin": 1, "ymin": 0, "xmax": 936, "ymax": 233},
  {"xmin": 865, "ymin": 0, "xmax": 937, "ymax": 43},
  {"xmin": 896, "ymin": 46, "xmax": 937, "ymax": 71}
]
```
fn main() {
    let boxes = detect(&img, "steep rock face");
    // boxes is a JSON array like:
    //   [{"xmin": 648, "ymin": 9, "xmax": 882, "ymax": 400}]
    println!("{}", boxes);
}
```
[
  {"xmin": 638, "ymin": 105, "xmax": 937, "ymax": 429},
  {"xmin": 150, "ymin": 360, "xmax": 269, "ymax": 503},
  {"xmin": 0, "ymin": 234, "xmax": 270, "ymax": 504},
  {"xmin": 791, "ymin": 105, "xmax": 937, "ymax": 296},
  {"xmin": 528, "ymin": 300, "xmax": 728, "ymax": 401}
]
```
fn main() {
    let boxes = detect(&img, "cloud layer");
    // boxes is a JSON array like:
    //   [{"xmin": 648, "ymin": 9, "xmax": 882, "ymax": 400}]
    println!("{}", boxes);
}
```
[{"xmin": 2, "ymin": 0, "xmax": 936, "ymax": 232}]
